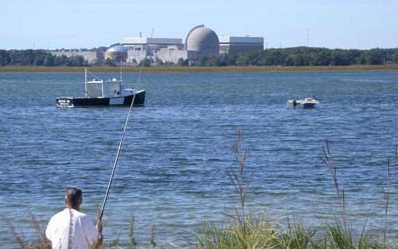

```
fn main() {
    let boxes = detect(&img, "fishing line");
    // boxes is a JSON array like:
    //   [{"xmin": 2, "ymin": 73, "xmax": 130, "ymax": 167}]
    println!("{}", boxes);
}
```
[{"xmin": 100, "ymin": 94, "xmax": 136, "ymax": 220}]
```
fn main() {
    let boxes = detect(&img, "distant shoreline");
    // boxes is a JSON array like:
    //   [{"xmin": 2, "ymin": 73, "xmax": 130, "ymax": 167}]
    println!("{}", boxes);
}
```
[{"xmin": 0, "ymin": 65, "xmax": 397, "ymax": 73}]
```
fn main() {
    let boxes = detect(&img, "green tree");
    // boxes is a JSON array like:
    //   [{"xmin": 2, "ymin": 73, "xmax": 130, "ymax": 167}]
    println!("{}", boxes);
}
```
[
  {"xmin": 177, "ymin": 58, "xmax": 189, "ymax": 66},
  {"xmin": 0, "ymin": 50, "xmax": 10, "ymax": 66},
  {"xmin": 138, "ymin": 57, "xmax": 152, "ymax": 67}
]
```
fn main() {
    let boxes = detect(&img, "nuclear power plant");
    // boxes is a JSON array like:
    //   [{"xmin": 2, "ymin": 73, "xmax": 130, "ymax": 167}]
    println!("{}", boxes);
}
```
[{"xmin": 51, "ymin": 25, "xmax": 264, "ymax": 65}]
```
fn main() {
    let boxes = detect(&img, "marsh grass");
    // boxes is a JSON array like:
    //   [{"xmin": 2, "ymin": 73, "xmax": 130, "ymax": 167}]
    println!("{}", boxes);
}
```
[
  {"xmin": 225, "ymin": 129, "xmax": 253, "ymax": 226},
  {"xmin": 128, "ymin": 217, "xmax": 138, "ymax": 247},
  {"xmin": 197, "ymin": 216, "xmax": 321, "ymax": 249},
  {"xmin": 2, "ymin": 213, "xmax": 51, "ymax": 249},
  {"xmin": 196, "ymin": 134, "xmax": 398, "ymax": 249},
  {"xmin": 2, "ymin": 215, "xmax": 26, "ymax": 248}
]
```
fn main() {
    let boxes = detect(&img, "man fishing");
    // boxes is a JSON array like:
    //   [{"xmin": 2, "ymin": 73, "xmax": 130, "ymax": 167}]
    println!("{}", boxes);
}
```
[
  {"xmin": 45, "ymin": 187, "xmax": 103, "ymax": 249},
  {"xmin": 45, "ymin": 87, "xmax": 135, "ymax": 248}
]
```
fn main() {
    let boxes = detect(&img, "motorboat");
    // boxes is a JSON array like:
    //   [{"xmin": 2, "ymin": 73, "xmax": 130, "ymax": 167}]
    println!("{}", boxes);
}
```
[
  {"xmin": 298, "ymin": 97, "xmax": 319, "ymax": 108},
  {"xmin": 287, "ymin": 97, "xmax": 319, "ymax": 109},
  {"xmin": 56, "ymin": 69, "xmax": 145, "ymax": 108}
]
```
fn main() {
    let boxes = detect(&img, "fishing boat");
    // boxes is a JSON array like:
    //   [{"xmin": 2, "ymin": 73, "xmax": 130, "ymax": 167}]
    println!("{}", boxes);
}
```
[
  {"xmin": 287, "ymin": 97, "xmax": 319, "ymax": 108},
  {"xmin": 56, "ymin": 69, "xmax": 145, "ymax": 108}
]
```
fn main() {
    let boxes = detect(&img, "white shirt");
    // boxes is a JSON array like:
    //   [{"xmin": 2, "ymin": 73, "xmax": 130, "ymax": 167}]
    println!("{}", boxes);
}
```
[{"xmin": 46, "ymin": 208, "xmax": 99, "ymax": 249}]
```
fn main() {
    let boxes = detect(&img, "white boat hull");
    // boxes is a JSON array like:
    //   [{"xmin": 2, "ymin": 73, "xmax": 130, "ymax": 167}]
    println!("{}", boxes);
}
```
[{"xmin": 287, "ymin": 97, "xmax": 319, "ymax": 109}]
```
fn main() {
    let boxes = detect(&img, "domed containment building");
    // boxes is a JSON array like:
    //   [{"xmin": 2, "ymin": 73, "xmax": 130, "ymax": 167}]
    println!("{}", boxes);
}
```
[
  {"xmin": 105, "ymin": 44, "xmax": 128, "ymax": 62},
  {"xmin": 185, "ymin": 25, "xmax": 219, "ymax": 57},
  {"xmin": 49, "ymin": 24, "xmax": 264, "ymax": 65},
  {"xmin": 114, "ymin": 24, "xmax": 263, "ymax": 64}
]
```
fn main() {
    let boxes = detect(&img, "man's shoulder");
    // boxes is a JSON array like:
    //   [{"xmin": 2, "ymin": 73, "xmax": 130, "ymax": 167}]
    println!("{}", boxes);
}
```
[
  {"xmin": 70, "ymin": 209, "xmax": 91, "ymax": 221},
  {"xmin": 50, "ymin": 208, "xmax": 88, "ymax": 220},
  {"xmin": 50, "ymin": 208, "xmax": 68, "ymax": 218},
  {"xmin": 71, "ymin": 209, "xmax": 87, "ymax": 216},
  {"xmin": 47, "ymin": 208, "xmax": 68, "ymax": 227}
]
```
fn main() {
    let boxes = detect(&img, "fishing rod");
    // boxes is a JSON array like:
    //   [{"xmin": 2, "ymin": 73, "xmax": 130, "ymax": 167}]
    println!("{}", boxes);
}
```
[{"xmin": 100, "ymin": 94, "xmax": 136, "ymax": 221}]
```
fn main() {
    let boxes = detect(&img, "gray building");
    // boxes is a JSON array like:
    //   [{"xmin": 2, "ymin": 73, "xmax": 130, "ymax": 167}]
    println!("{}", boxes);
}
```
[
  {"xmin": 185, "ymin": 25, "xmax": 219, "ymax": 57},
  {"xmin": 219, "ymin": 36, "xmax": 264, "ymax": 55}
]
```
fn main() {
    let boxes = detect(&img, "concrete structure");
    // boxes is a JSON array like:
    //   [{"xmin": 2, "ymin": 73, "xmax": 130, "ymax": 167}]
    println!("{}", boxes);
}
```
[
  {"xmin": 219, "ymin": 36, "xmax": 264, "ymax": 55},
  {"xmin": 122, "ymin": 37, "xmax": 183, "ymax": 53},
  {"xmin": 104, "ymin": 44, "xmax": 128, "ymax": 62},
  {"xmin": 50, "ymin": 25, "xmax": 265, "ymax": 65},
  {"xmin": 119, "ymin": 26, "xmax": 264, "ymax": 65},
  {"xmin": 50, "ymin": 50, "xmax": 104, "ymax": 64},
  {"xmin": 185, "ymin": 25, "xmax": 219, "ymax": 57},
  {"xmin": 122, "ymin": 37, "xmax": 184, "ymax": 64},
  {"xmin": 155, "ymin": 46, "xmax": 188, "ymax": 64}
]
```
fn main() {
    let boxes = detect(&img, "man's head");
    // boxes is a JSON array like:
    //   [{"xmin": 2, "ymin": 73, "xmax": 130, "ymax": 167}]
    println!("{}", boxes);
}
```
[{"xmin": 65, "ymin": 187, "xmax": 83, "ymax": 210}]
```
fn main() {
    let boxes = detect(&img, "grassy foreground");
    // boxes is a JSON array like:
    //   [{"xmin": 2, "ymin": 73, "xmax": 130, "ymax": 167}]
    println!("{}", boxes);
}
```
[
  {"xmin": 197, "ymin": 217, "xmax": 396, "ymax": 249},
  {"xmin": 0, "ymin": 65, "xmax": 398, "ymax": 73}
]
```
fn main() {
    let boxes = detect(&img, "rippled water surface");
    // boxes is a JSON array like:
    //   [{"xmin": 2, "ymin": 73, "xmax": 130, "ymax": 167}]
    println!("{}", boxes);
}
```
[{"xmin": 1, "ymin": 71, "xmax": 398, "ymax": 248}]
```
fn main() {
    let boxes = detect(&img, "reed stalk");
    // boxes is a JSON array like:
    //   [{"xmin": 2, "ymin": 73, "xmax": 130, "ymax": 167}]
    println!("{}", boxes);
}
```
[
  {"xmin": 128, "ymin": 216, "xmax": 138, "ymax": 247},
  {"xmin": 28, "ymin": 212, "xmax": 50, "ymax": 249},
  {"xmin": 320, "ymin": 139, "xmax": 348, "ymax": 232},
  {"xmin": 226, "ymin": 129, "xmax": 253, "ymax": 228},
  {"xmin": 2, "ymin": 215, "xmax": 26, "ymax": 249},
  {"xmin": 149, "ymin": 224, "xmax": 156, "ymax": 247},
  {"xmin": 382, "ymin": 157, "xmax": 390, "ymax": 245}
]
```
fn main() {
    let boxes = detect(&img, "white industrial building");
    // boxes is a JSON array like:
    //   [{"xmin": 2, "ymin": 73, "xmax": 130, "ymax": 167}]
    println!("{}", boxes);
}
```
[
  {"xmin": 121, "ymin": 25, "xmax": 223, "ymax": 64},
  {"xmin": 50, "ymin": 25, "xmax": 264, "ymax": 65},
  {"xmin": 122, "ymin": 37, "xmax": 183, "ymax": 52},
  {"xmin": 122, "ymin": 37, "xmax": 184, "ymax": 64}
]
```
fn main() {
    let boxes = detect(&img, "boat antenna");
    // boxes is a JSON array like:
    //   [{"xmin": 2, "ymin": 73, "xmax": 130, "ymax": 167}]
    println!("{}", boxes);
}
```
[
  {"xmin": 120, "ymin": 62, "xmax": 123, "ymax": 81},
  {"xmin": 84, "ymin": 68, "xmax": 88, "ymax": 97},
  {"xmin": 137, "ymin": 69, "xmax": 142, "ymax": 83},
  {"xmin": 100, "ymin": 94, "xmax": 136, "ymax": 221}
]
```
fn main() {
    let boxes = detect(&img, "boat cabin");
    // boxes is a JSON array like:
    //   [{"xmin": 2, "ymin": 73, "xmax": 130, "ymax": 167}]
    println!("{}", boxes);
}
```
[{"xmin": 86, "ymin": 78, "xmax": 123, "ymax": 98}]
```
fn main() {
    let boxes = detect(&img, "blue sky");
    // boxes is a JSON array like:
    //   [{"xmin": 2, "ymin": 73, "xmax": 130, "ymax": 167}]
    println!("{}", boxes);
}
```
[{"xmin": 1, "ymin": 0, "xmax": 397, "ymax": 50}]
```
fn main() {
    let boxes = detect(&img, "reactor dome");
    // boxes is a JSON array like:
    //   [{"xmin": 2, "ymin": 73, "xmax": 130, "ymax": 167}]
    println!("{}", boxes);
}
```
[
  {"xmin": 185, "ymin": 25, "xmax": 219, "ymax": 55},
  {"xmin": 105, "ymin": 44, "xmax": 128, "ymax": 62}
]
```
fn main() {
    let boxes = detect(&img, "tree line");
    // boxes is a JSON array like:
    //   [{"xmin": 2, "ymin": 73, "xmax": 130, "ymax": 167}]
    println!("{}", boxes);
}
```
[
  {"xmin": 0, "ymin": 50, "xmax": 86, "ymax": 66},
  {"xmin": 1, "ymin": 47, "xmax": 397, "ymax": 67},
  {"xmin": 189, "ymin": 47, "xmax": 398, "ymax": 67}
]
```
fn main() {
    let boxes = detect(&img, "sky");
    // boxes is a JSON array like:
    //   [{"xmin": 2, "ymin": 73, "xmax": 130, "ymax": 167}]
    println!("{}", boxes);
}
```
[{"xmin": 1, "ymin": 0, "xmax": 397, "ymax": 50}]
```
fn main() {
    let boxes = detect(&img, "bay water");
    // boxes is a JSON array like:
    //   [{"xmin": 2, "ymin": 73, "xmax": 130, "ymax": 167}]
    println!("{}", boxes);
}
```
[{"xmin": 1, "ymin": 70, "xmax": 398, "ymax": 248}]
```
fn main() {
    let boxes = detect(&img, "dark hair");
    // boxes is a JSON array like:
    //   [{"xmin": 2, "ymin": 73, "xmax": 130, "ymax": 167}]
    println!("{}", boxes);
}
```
[{"xmin": 65, "ymin": 187, "xmax": 82, "ymax": 208}]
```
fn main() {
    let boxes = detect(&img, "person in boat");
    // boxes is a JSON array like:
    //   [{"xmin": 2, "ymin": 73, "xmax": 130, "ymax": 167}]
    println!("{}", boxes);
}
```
[
  {"xmin": 291, "ymin": 98, "xmax": 297, "ymax": 107},
  {"xmin": 45, "ymin": 187, "xmax": 103, "ymax": 249}
]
